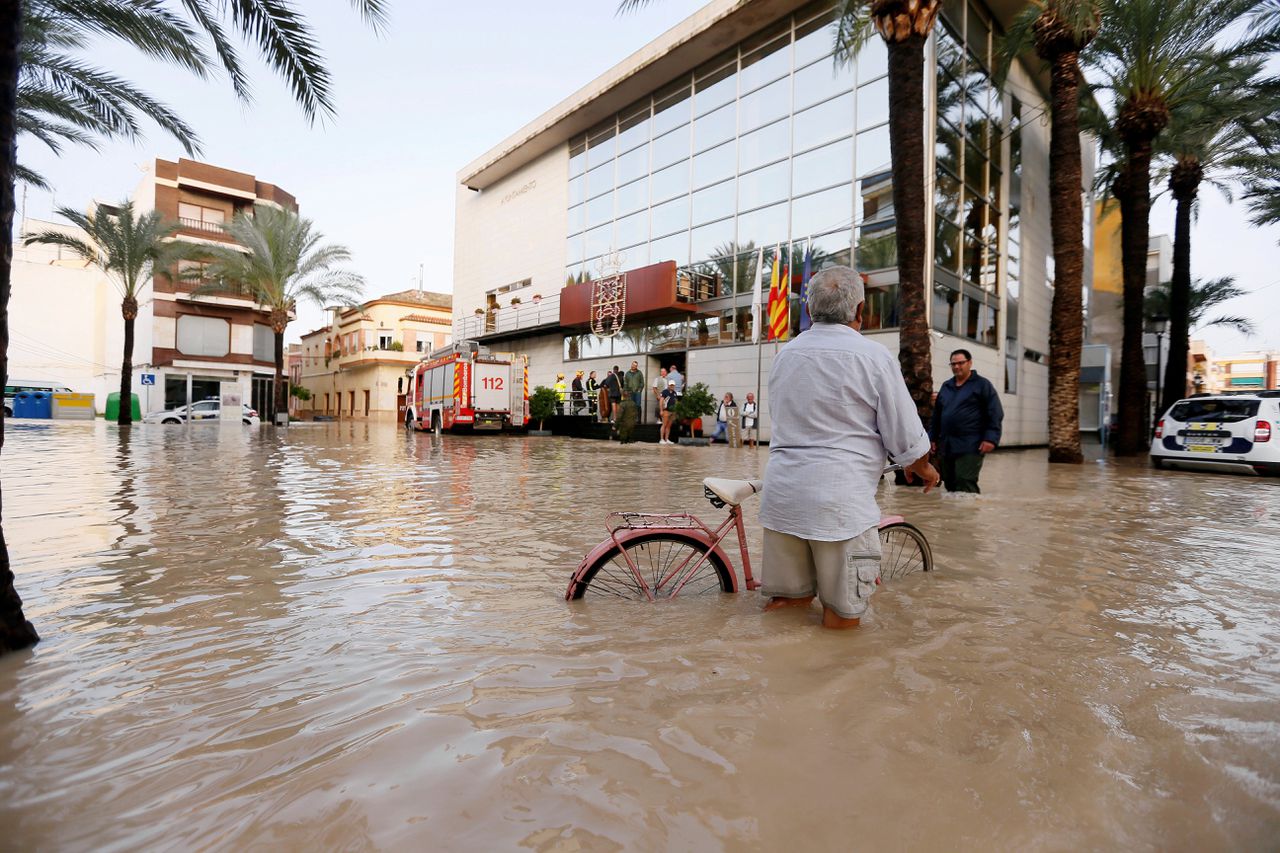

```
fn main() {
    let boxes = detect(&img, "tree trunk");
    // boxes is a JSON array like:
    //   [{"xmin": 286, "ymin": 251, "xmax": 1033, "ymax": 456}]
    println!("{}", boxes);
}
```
[
  {"xmin": 274, "ymin": 329, "xmax": 286, "ymax": 423},
  {"xmin": 0, "ymin": 0, "xmax": 39, "ymax": 653},
  {"xmin": 1114, "ymin": 143, "xmax": 1155, "ymax": 456},
  {"xmin": 886, "ymin": 34, "xmax": 932, "ymax": 427},
  {"xmin": 118, "ymin": 298, "xmax": 137, "ymax": 426},
  {"xmin": 1044, "ymin": 48, "xmax": 1085, "ymax": 464},
  {"xmin": 1163, "ymin": 159, "xmax": 1199, "ymax": 416}
]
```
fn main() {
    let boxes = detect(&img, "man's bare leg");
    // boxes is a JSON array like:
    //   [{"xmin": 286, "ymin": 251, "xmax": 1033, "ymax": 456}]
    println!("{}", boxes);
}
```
[
  {"xmin": 821, "ymin": 607, "xmax": 861, "ymax": 629},
  {"xmin": 764, "ymin": 595, "xmax": 814, "ymax": 611}
]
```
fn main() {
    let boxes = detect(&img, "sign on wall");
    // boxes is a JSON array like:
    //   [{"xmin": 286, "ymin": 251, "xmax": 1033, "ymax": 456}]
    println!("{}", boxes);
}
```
[{"xmin": 589, "ymin": 272, "xmax": 627, "ymax": 338}]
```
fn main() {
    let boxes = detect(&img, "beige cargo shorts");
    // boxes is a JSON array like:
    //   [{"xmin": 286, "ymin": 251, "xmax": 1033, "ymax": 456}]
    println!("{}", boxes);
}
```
[{"xmin": 761, "ymin": 525, "xmax": 882, "ymax": 619}]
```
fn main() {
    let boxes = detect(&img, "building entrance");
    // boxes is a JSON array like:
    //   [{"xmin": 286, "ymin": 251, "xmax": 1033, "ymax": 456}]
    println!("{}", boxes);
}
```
[
  {"xmin": 165, "ymin": 375, "xmax": 222, "ymax": 411},
  {"xmin": 251, "ymin": 376, "xmax": 277, "ymax": 422}
]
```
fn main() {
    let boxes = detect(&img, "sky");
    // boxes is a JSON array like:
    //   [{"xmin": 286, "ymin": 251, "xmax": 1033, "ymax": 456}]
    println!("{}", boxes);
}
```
[{"xmin": 18, "ymin": 0, "xmax": 1279, "ymax": 357}]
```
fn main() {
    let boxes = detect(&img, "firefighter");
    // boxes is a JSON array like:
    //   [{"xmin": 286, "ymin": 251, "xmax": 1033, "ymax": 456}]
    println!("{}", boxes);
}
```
[
  {"xmin": 570, "ymin": 370, "xmax": 586, "ymax": 415},
  {"xmin": 553, "ymin": 373, "xmax": 567, "ymax": 414},
  {"xmin": 585, "ymin": 370, "xmax": 600, "ymax": 417}
]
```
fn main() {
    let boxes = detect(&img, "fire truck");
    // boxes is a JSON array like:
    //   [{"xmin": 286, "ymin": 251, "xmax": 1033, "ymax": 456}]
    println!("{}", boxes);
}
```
[{"xmin": 404, "ymin": 341, "xmax": 528, "ymax": 433}]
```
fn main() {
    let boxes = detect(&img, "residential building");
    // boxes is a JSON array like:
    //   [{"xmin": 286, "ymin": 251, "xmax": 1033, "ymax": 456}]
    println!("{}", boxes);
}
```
[
  {"xmin": 1213, "ymin": 351, "xmax": 1279, "ymax": 392},
  {"xmin": 287, "ymin": 343, "xmax": 303, "ymax": 415},
  {"xmin": 450, "ymin": 0, "xmax": 1095, "ymax": 443},
  {"xmin": 1090, "ymin": 198, "xmax": 1172, "ymax": 418},
  {"xmin": 298, "ymin": 289, "xmax": 452, "ymax": 421},
  {"xmin": 132, "ymin": 157, "xmax": 299, "ymax": 418}
]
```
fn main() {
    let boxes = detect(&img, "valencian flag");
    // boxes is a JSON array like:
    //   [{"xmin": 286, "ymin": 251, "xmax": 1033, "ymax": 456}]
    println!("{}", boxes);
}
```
[
  {"xmin": 798, "ymin": 242, "xmax": 813, "ymax": 333},
  {"xmin": 767, "ymin": 247, "xmax": 790, "ymax": 341}
]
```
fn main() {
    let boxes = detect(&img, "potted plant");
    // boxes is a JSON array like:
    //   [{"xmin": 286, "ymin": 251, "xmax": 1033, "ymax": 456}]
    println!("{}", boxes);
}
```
[
  {"xmin": 531, "ymin": 293, "xmax": 542, "ymax": 305},
  {"xmin": 510, "ymin": 296, "xmax": 522, "ymax": 306},
  {"xmin": 695, "ymin": 318, "xmax": 710, "ymax": 346},
  {"xmin": 674, "ymin": 382, "xmax": 716, "ymax": 445},
  {"xmin": 474, "ymin": 308, "xmax": 484, "ymax": 316},
  {"xmin": 529, "ymin": 385, "xmax": 558, "ymax": 435}
]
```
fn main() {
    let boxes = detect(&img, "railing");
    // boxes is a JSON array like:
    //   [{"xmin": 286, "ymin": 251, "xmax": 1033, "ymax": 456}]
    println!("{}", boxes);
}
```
[
  {"xmin": 453, "ymin": 292, "xmax": 562, "ymax": 341},
  {"xmin": 179, "ymin": 217, "xmax": 225, "ymax": 234}
]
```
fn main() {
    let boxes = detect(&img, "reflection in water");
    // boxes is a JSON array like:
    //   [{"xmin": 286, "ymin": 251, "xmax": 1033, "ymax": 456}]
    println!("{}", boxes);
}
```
[{"xmin": 1, "ymin": 422, "xmax": 1278, "ymax": 849}]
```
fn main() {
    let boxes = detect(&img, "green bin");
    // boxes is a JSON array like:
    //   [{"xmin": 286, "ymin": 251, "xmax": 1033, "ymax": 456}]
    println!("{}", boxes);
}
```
[{"xmin": 105, "ymin": 392, "xmax": 142, "ymax": 421}]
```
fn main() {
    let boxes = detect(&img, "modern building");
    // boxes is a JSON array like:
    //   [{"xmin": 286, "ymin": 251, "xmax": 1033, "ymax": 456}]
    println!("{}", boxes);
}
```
[
  {"xmin": 297, "ymin": 288, "xmax": 453, "ymax": 421},
  {"xmin": 450, "ymin": 0, "xmax": 1094, "ymax": 443},
  {"xmin": 131, "ymin": 157, "xmax": 299, "ymax": 418}
]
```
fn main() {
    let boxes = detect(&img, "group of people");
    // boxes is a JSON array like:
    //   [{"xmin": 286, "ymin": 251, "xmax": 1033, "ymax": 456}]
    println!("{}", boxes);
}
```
[
  {"xmin": 554, "ymin": 361, "xmax": 675, "ymax": 425},
  {"xmin": 704, "ymin": 390, "xmax": 759, "ymax": 448}
]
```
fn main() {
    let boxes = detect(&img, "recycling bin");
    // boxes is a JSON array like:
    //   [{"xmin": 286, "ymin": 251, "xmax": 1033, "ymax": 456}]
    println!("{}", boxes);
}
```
[
  {"xmin": 13, "ymin": 391, "xmax": 52, "ymax": 419},
  {"xmin": 105, "ymin": 392, "xmax": 142, "ymax": 422}
]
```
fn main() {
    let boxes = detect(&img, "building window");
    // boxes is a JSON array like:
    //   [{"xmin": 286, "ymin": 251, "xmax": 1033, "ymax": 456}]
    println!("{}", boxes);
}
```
[
  {"xmin": 253, "ymin": 323, "xmax": 274, "ymax": 361},
  {"xmin": 378, "ymin": 333, "xmax": 393, "ymax": 350},
  {"xmin": 416, "ymin": 339, "xmax": 427, "ymax": 353},
  {"xmin": 176, "ymin": 315, "xmax": 230, "ymax": 357},
  {"xmin": 178, "ymin": 202, "xmax": 226, "ymax": 234}
]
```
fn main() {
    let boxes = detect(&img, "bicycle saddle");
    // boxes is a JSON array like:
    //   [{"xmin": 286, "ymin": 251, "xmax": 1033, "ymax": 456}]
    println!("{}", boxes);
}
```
[{"xmin": 702, "ymin": 478, "xmax": 763, "ymax": 507}]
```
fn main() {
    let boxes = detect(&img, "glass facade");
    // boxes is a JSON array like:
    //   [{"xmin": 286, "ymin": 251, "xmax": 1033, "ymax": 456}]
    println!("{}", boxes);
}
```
[
  {"xmin": 564, "ymin": 3, "xmax": 887, "ymax": 354},
  {"xmin": 933, "ymin": 1, "xmax": 1003, "ymax": 349},
  {"xmin": 562, "ymin": 0, "xmax": 1012, "ymax": 360}
]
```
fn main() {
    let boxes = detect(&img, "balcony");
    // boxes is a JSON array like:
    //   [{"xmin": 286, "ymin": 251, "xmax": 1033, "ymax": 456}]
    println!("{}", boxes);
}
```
[
  {"xmin": 453, "ymin": 293, "xmax": 562, "ymax": 342},
  {"xmin": 178, "ymin": 217, "xmax": 231, "ymax": 238}
]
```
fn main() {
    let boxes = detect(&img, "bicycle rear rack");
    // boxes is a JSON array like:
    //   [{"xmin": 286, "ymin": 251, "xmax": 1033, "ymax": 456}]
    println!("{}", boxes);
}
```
[{"xmin": 606, "ymin": 511, "xmax": 710, "ymax": 534}]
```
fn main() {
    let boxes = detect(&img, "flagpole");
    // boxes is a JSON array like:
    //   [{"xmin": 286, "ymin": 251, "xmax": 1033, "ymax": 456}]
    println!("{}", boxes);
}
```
[{"xmin": 753, "ymin": 245, "xmax": 764, "ymax": 446}]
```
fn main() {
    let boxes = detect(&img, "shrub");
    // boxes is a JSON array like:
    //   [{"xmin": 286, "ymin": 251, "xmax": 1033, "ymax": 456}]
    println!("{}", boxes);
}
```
[
  {"xmin": 674, "ymin": 382, "xmax": 717, "ymax": 421},
  {"xmin": 289, "ymin": 383, "xmax": 311, "ymax": 401},
  {"xmin": 529, "ymin": 385, "xmax": 559, "ymax": 430},
  {"xmin": 389, "ymin": 340, "xmax": 404, "ymax": 351}
]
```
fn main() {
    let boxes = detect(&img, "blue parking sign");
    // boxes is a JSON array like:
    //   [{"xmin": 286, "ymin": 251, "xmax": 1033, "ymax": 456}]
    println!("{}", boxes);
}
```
[{"xmin": 140, "ymin": 373, "xmax": 156, "ymax": 386}]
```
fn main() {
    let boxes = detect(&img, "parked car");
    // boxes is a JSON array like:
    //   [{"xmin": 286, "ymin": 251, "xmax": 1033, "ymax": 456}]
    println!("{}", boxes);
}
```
[
  {"xmin": 143, "ymin": 399, "xmax": 261, "ymax": 426},
  {"xmin": 1151, "ymin": 391, "xmax": 1280, "ymax": 476},
  {"xmin": 4, "ymin": 380, "xmax": 72, "ymax": 417}
]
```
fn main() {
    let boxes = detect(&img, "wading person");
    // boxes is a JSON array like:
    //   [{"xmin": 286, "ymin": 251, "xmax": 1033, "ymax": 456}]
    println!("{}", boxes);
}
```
[
  {"xmin": 930, "ymin": 349, "xmax": 1003, "ymax": 493},
  {"xmin": 659, "ymin": 379, "xmax": 679, "ymax": 444},
  {"xmin": 760, "ymin": 266, "xmax": 939, "ymax": 629},
  {"xmin": 709, "ymin": 392, "xmax": 736, "ymax": 443},
  {"xmin": 741, "ymin": 392, "xmax": 758, "ymax": 448}
]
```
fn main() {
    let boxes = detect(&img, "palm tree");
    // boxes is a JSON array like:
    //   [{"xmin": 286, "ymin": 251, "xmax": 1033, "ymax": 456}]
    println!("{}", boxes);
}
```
[
  {"xmin": 999, "ymin": 1, "xmax": 1098, "ymax": 465},
  {"xmin": 188, "ymin": 204, "xmax": 364, "ymax": 421},
  {"xmin": 834, "ymin": 1, "xmax": 942, "ymax": 425},
  {"xmin": 1085, "ymin": 0, "xmax": 1278, "ymax": 454},
  {"xmin": 1144, "ymin": 276, "xmax": 1255, "ymax": 339},
  {"xmin": 0, "ymin": 0, "xmax": 386, "ymax": 653},
  {"xmin": 23, "ymin": 201, "xmax": 180, "ymax": 425},
  {"xmin": 1157, "ymin": 69, "xmax": 1280, "ymax": 414}
]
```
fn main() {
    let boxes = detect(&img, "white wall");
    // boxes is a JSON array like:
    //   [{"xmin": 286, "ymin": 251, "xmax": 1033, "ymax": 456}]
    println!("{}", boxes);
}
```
[{"xmin": 453, "ymin": 146, "xmax": 570, "ymax": 319}]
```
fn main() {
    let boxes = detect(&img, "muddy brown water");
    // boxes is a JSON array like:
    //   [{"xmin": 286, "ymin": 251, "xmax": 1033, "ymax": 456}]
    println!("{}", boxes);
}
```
[{"xmin": 1, "ymin": 421, "xmax": 1277, "ymax": 850}]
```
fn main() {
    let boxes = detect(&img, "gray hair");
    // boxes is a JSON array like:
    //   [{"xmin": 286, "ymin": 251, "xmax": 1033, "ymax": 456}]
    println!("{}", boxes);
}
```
[{"xmin": 806, "ymin": 265, "xmax": 864, "ymax": 324}]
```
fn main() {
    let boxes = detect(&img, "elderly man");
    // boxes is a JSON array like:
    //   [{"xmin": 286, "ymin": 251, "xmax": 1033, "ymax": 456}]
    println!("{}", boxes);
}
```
[{"xmin": 759, "ymin": 266, "xmax": 939, "ymax": 629}]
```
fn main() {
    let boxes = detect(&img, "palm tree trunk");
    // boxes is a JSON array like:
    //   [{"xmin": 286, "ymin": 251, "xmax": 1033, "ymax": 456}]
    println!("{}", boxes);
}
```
[
  {"xmin": 1114, "ymin": 143, "xmax": 1154, "ymax": 456},
  {"xmin": 274, "ymin": 330, "xmax": 287, "ymax": 422},
  {"xmin": 1045, "ymin": 48, "xmax": 1085, "ymax": 464},
  {"xmin": 1163, "ymin": 162, "xmax": 1198, "ymax": 415},
  {"xmin": 0, "ymin": 1, "xmax": 39, "ymax": 653},
  {"xmin": 886, "ymin": 35, "xmax": 932, "ymax": 426},
  {"xmin": 118, "ymin": 299, "xmax": 137, "ymax": 426}
]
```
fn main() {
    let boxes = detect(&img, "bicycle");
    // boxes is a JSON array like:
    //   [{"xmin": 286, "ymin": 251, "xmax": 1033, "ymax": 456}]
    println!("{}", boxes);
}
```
[{"xmin": 564, "ymin": 470, "xmax": 934, "ymax": 601}]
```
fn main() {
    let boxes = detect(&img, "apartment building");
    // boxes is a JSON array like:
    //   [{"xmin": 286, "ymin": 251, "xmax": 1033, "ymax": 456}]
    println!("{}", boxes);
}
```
[
  {"xmin": 298, "ymin": 289, "xmax": 453, "ymax": 421},
  {"xmin": 133, "ymin": 157, "xmax": 299, "ymax": 418}
]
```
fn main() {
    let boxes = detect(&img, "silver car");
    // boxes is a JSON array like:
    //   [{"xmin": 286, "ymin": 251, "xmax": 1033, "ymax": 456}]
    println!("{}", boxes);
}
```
[{"xmin": 143, "ymin": 400, "xmax": 262, "ymax": 426}]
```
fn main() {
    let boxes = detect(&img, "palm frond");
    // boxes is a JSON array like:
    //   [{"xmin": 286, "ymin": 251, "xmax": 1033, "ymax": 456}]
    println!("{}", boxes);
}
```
[
  {"xmin": 832, "ymin": 1, "xmax": 875, "ymax": 66},
  {"xmin": 15, "ymin": 163, "xmax": 51, "ymax": 189}
]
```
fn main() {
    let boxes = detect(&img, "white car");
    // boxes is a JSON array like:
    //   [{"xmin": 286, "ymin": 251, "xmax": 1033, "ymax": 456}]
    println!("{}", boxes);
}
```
[
  {"xmin": 143, "ymin": 399, "xmax": 261, "ymax": 426},
  {"xmin": 1151, "ymin": 391, "xmax": 1280, "ymax": 476}
]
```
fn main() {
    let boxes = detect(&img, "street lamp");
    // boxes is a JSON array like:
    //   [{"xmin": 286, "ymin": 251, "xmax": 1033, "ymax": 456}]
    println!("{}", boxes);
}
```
[{"xmin": 1149, "ymin": 312, "xmax": 1170, "ymax": 416}]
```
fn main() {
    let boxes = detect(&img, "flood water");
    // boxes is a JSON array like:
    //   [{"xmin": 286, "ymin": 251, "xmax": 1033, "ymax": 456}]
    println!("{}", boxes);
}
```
[{"xmin": 1, "ymin": 421, "xmax": 1278, "ymax": 850}]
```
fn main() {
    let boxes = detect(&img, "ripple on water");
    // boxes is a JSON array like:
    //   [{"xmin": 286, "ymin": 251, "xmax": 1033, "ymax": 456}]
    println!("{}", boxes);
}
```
[{"xmin": 1, "ymin": 421, "xmax": 1279, "ymax": 849}]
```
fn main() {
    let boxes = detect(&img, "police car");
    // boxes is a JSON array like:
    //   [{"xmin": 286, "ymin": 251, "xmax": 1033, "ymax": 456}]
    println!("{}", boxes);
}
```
[{"xmin": 1151, "ymin": 391, "xmax": 1280, "ymax": 476}]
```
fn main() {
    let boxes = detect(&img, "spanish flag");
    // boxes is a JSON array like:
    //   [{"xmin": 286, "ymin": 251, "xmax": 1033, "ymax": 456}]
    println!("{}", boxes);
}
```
[{"xmin": 767, "ymin": 248, "xmax": 789, "ymax": 341}]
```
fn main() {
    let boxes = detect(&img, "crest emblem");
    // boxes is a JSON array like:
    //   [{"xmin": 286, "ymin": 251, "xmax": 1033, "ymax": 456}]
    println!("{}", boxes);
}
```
[{"xmin": 590, "ymin": 251, "xmax": 627, "ymax": 338}]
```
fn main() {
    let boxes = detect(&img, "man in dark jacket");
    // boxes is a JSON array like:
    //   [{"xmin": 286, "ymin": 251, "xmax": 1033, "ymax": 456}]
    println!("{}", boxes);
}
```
[
  {"xmin": 929, "ymin": 348, "xmax": 1004, "ymax": 493},
  {"xmin": 600, "ymin": 366, "xmax": 623, "ymax": 423}
]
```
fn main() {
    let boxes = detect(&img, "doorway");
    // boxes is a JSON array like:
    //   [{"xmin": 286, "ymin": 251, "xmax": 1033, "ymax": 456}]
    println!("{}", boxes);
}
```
[
  {"xmin": 363, "ymin": 389, "xmax": 370, "ymax": 417},
  {"xmin": 251, "ymin": 376, "xmax": 276, "ymax": 422}
]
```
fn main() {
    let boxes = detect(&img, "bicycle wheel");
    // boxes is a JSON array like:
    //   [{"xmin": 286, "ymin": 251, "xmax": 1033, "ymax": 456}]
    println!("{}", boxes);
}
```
[
  {"xmin": 569, "ymin": 533, "xmax": 734, "ymax": 601},
  {"xmin": 878, "ymin": 522, "xmax": 933, "ymax": 580}
]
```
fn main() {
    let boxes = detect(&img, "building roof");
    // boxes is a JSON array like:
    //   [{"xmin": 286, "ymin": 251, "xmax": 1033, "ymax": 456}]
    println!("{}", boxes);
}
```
[
  {"xmin": 400, "ymin": 313, "xmax": 453, "ymax": 324},
  {"xmin": 370, "ymin": 289, "xmax": 453, "ymax": 309}
]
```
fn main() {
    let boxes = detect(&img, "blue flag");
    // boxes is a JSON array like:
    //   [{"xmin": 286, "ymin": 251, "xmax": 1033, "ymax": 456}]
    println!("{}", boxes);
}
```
[{"xmin": 798, "ymin": 243, "xmax": 813, "ymax": 332}]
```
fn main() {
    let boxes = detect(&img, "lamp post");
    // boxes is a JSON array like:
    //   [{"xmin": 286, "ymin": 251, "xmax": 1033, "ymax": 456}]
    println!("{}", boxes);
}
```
[{"xmin": 1149, "ymin": 312, "xmax": 1169, "ymax": 420}]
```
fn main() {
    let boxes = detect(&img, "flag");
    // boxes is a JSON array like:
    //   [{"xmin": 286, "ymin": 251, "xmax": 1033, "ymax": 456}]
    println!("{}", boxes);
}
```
[
  {"xmin": 798, "ymin": 241, "xmax": 813, "ymax": 333},
  {"xmin": 767, "ymin": 247, "xmax": 790, "ymax": 342},
  {"xmin": 750, "ymin": 245, "xmax": 764, "ymax": 344}
]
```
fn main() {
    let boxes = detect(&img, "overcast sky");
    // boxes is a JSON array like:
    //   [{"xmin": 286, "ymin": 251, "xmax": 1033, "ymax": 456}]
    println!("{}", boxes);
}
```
[{"xmin": 19, "ymin": 1, "xmax": 1279, "ymax": 357}]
